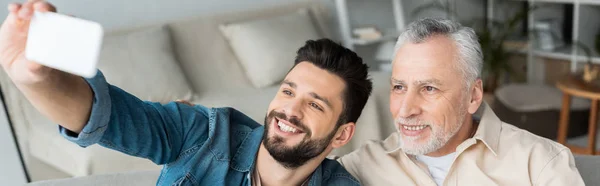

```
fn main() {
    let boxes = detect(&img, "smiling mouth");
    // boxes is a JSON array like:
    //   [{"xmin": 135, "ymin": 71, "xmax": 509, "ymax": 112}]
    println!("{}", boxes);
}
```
[
  {"xmin": 401, "ymin": 125, "xmax": 429, "ymax": 131},
  {"xmin": 275, "ymin": 118, "xmax": 304, "ymax": 134}
]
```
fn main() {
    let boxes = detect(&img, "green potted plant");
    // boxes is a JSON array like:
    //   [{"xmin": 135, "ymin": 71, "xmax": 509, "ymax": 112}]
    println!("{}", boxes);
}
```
[
  {"xmin": 413, "ymin": 0, "xmax": 535, "ymax": 92},
  {"xmin": 476, "ymin": 5, "xmax": 534, "ymax": 92}
]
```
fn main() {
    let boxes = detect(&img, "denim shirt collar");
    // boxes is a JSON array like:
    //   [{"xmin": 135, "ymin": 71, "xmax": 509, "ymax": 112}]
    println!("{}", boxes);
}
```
[
  {"xmin": 306, "ymin": 164, "xmax": 323, "ymax": 186},
  {"xmin": 231, "ymin": 126, "xmax": 264, "ymax": 172}
]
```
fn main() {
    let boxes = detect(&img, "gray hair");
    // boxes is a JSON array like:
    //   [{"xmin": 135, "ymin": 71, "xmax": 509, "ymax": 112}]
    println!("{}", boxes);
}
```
[{"xmin": 394, "ymin": 18, "xmax": 483, "ymax": 86}]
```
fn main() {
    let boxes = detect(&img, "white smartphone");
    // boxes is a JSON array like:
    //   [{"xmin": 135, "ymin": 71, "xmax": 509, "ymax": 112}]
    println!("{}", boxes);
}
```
[{"xmin": 25, "ymin": 11, "xmax": 103, "ymax": 78}]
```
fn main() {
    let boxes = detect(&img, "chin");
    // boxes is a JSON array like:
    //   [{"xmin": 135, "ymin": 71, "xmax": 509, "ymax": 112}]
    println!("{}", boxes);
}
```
[
  {"xmin": 400, "ymin": 133, "xmax": 427, "ymax": 143},
  {"xmin": 270, "ymin": 133, "xmax": 302, "ymax": 146},
  {"xmin": 400, "ymin": 137, "xmax": 428, "ymax": 150}
]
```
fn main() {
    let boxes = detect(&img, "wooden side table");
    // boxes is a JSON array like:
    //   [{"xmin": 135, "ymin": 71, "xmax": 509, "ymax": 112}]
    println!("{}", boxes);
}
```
[{"xmin": 556, "ymin": 75, "xmax": 600, "ymax": 155}]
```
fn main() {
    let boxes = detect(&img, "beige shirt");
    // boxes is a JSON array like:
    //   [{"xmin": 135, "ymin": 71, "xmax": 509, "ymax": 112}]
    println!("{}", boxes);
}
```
[{"xmin": 338, "ymin": 103, "xmax": 585, "ymax": 186}]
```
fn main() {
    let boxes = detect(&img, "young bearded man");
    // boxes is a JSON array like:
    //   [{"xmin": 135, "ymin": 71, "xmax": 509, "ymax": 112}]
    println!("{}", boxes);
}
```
[{"xmin": 0, "ymin": 1, "xmax": 372, "ymax": 185}]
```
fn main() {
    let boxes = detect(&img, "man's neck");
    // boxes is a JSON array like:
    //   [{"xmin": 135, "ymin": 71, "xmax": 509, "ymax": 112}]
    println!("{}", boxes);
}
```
[
  {"xmin": 255, "ymin": 143, "xmax": 324, "ymax": 186},
  {"xmin": 425, "ymin": 116, "xmax": 477, "ymax": 157}
]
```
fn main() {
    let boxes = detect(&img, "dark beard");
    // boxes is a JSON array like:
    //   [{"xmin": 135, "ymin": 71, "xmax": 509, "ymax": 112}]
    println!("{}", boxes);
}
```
[{"xmin": 262, "ymin": 110, "xmax": 337, "ymax": 169}]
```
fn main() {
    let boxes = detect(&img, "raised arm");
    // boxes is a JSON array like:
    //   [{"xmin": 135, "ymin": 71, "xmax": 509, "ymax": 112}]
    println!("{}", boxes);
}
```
[
  {"xmin": 0, "ymin": 1, "xmax": 93, "ymax": 133},
  {"xmin": 0, "ymin": 1, "xmax": 209, "ymax": 164},
  {"xmin": 61, "ymin": 71, "xmax": 209, "ymax": 164}
]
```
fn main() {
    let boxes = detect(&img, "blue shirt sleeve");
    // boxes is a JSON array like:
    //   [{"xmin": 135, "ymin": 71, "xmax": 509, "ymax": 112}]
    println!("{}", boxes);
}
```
[{"xmin": 59, "ymin": 71, "xmax": 210, "ymax": 165}]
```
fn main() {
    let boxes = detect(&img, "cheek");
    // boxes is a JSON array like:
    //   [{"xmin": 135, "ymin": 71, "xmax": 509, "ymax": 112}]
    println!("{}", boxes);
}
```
[
  {"xmin": 429, "ymin": 102, "xmax": 460, "ymax": 131},
  {"xmin": 389, "ymin": 93, "xmax": 401, "ymax": 117},
  {"xmin": 306, "ymin": 113, "xmax": 336, "ymax": 137},
  {"xmin": 268, "ymin": 97, "xmax": 284, "ymax": 111}
]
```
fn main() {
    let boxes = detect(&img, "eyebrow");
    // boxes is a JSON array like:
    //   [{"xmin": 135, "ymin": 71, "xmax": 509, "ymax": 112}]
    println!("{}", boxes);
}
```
[
  {"xmin": 310, "ymin": 92, "xmax": 332, "ymax": 109},
  {"xmin": 282, "ymin": 80, "xmax": 296, "ymax": 89},
  {"xmin": 282, "ymin": 80, "xmax": 332, "ymax": 109},
  {"xmin": 391, "ymin": 77, "xmax": 443, "ymax": 86},
  {"xmin": 391, "ymin": 77, "xmax": 403, "ymax": 84}
]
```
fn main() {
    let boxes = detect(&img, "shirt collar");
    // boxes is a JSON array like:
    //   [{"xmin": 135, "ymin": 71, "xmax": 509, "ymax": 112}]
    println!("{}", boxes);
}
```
[
  {"xmin": 470, "ymin": 102, "xmax": 501, "ymax": 156},
  {"xmin": 252, "ymin": 165, "xmax": 313, "ymax": 186},
  {"xmin": 306, "ymin": 164, "xmax": 323, "ymax": 186},
  {"xmin": 231, "ymin": 126, "xmax": 264, "ymax": 172},
  {"xmin": 384, "ymin": 102, "xmax": 501, "ymax": 156}
]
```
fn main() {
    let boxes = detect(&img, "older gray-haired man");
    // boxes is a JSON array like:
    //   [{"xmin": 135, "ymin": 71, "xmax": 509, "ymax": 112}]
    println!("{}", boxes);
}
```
[{"xmin": 337, "ymin": 18, "xmax": 584, "ymax": 186}]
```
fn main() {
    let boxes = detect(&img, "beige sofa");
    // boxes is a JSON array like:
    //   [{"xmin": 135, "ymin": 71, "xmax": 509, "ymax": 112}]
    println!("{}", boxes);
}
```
[
  {"xmin": 0, "ymin": 1, "xmax": 395, "ymax": 178},
  {"xmin": 27, "ymin": 155, "xmax": 600, "ymax": 185}
]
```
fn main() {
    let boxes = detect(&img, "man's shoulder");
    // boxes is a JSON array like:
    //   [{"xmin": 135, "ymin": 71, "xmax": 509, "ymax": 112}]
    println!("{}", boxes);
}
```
[
  {"xmin": 163, "ymin": 102, "xmax": 262, "ymax": 131},
  {"xmin": 350, "ymin": 132, "xmax": 401, "ymax": 156},
  {"xmin": 319, "ymin": 159, "xmax": 361, "ymax": 185},
  {"xmin": 497, "ymin": 122, "xmax": 583, "ymax": 185},
  {"xmin": 334, "ymin": 133, "xmax": 401, "ymax": 182},
  {"xmin": 210, "ymin": 107, "xmax": 262, "ymax": 129},
  {"xmin": 337, "ymin": 132, "xmax": 400, "ymax": 164},
  {"xmin": 498, "ymin": 122, "xmax": 569, "ymax": 159}
]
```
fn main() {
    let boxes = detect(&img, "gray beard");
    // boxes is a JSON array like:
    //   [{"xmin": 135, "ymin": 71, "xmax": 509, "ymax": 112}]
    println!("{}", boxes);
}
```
[{"xmin": 398, "ymin": 101, "xmax": 468, "ymax": 155}]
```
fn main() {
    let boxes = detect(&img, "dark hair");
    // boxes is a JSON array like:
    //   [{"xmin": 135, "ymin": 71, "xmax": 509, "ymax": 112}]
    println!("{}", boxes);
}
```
[{"xmin": 293, "ymin": 38, "xmax": 372, "ymax": 126}]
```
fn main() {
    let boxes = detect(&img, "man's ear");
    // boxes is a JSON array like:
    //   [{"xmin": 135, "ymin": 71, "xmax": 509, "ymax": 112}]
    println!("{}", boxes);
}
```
[
  {"xmin": 330, "ymin": 122, "xmax": 355, "ymax": 149},
  {"xmin": 468, "ymin": 79, "xmax": 484, "ymax": 114}
]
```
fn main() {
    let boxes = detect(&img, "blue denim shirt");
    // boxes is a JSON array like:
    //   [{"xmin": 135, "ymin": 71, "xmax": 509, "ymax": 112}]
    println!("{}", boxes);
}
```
[{"xmin": 58, "ymin": 71, "xmax": 360, "ymax": 186}]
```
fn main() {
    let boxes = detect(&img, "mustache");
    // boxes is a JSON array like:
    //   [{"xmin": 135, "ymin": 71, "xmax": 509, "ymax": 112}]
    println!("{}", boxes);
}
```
[
  {"xmin": 395, "ymin": 117, "xmax": 432, "ymax": 126},
  {"xmin": 267, "ymin": 110, "xmax": 309, "ymax": 133}
]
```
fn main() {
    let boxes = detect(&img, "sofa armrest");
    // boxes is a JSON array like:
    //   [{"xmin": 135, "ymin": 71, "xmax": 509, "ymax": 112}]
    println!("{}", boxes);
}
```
[
  {"xmin": 26, "ymin": 170, "xmax": 160, "ymax": 186},
  {"xmin": 574, "ymin": 155, "xmax": 600, "ymax": 186}
]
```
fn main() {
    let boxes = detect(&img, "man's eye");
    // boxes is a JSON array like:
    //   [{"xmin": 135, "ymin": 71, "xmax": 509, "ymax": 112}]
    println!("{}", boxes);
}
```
[
  {"xmin": 392, "ymin": 85, "xmax": 404, "ymax": 91},
  {"xmin": 282, "ymin": 90, "xmax": 293, "ymax": 96},
  {"xmin": 309, "ymin": 102, "xmax": 323, "ymax": 111},
  {"xmin": 424, "ymin": 86, "xmax": 437, "ymax": 92}
]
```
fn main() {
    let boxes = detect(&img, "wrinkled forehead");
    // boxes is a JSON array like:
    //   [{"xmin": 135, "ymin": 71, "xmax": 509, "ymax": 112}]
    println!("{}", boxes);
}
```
[{"xmin": 391, "ymin": 38, "xmax": 463, "ymax": 86}]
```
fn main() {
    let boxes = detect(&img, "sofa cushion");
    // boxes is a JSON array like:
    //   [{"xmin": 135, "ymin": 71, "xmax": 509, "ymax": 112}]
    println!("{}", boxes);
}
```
[
  {"xmin": 219, "ymin": 9, "xmax": 320, "ymax": 88},
  {"xmin": 26, "ymin": 170, "xmax": 160, "ymax": 186},
  {"xmin": 167, "ymin": 1, "xmax": 330, "ymax": 95},
  {"xmin": 98, "ymin": 25, "xmax": 194, "ymax": 103},
  {"xmin": 574, "ymin": 155, "xmax": 600, "ymax": 186},
  {"xmin": 191, "ymin": 85, "xmax": 279, "ymax": 122},
  {"xmin": 25, "ymin": 103, "xmax": 160, "ymax": 177}
]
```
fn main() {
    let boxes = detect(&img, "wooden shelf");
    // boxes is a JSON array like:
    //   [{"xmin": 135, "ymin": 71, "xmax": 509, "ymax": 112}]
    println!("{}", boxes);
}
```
[
  {"xmin": 533, "ymin": 46, "xmax": 572, "ymax": 61},
  {"xmin": 510, "ymin": 0, "xmax": 572, "ymax": 3},
  {"xmin": 499, "ymin": 0, "xmax": 600, "ymax": 82},
  {"xmin": 510, "ymin": 0, "xmax": 575, "ymax": 4},
  {"xmin": 579, "ymin": 0, "xmax": 600, "ymax": 6},
  {"xmin": 574, "ymin": 52, "xmax": 600, "ymax": 64},
  {"xmin": 504, "ymin": 40, "xmax": 529, "ymax": 54},
  {"xmin": 509, "ymin": 0, "xmax": 600, "ymax": 6},
  {"xmin": 533, "ymin": 46, "xmax": 600, "ymax": 64},
  {"xmin": 335, "ymin": 0, "xmax": 405, "ymax": 50},
  {"xmin": 506, "ymin": 44, "xmax": 600, "ymax": 64},
  {"xmin": 351, "ymin": 29, "xmax": 399, "ymax": 45}
]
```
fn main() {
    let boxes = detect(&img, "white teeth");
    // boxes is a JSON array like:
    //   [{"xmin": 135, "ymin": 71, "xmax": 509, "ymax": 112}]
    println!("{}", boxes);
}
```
[
  {"xmin": 277, "ymin": 121, "xmax": 298, "ymax": 133},
  {"xmin": 402, "ymin": 125, "xmax": 427, "ymax": 131}
]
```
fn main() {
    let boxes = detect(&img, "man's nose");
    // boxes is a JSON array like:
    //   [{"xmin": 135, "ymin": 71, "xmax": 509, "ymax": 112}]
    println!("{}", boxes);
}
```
[
  {"xmin": 282, "ymin": 99, "xmax": 304, "ymax": 120},
  {"xmin": 397, "ymin": 91, "xmax": 422, "ymax": 118}
]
